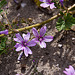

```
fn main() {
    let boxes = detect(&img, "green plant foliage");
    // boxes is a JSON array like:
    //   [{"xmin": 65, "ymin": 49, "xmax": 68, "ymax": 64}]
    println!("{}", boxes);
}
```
[
  {"xmin": 0, "ymin": 0, "xmax": 7, "ymax": 13},
  {"xmin": 56, "ymin": 13, "xmax": 75, "ymax": 31},
  {"xmin": 0, "ymin": 0, "xmax": 7, "ymax": 8},
  {"xmin": 0, "ymin": 37, "xmax": 7, "ymax": 55},
  {"xmin": 0, "ymin": 9, "xmax": 3, "ymax": 13}
]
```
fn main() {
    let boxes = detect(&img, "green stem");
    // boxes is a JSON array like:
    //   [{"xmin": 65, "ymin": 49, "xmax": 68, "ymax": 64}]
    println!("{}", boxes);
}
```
[{"xmin": 0, "ymin": 4, "xmax": 75, "ymax": 37}]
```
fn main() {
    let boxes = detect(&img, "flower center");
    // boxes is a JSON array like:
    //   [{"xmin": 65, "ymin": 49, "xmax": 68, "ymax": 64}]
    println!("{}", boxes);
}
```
[
  {"xmin": 47, "ymin": 0, "xmax": 51, "ymax": 3},
  {"xmin": 39, "ymin": 37, "xmax": 43, "ymax": 42},
  {"xmin": 22, "ymin": 41, "xmax": 27, "ymax": 46},
  {"xmin": 48, "ymin": 0, "xmax": 51, "ymax": 2},
  {"xmin": 24, "ymin": 43, "xmax": 27, "ymax": 46}
]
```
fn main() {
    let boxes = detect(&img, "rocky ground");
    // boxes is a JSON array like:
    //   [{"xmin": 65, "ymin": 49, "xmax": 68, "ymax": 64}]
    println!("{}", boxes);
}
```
[{"xmin": 0, "ymin": 0, "xmax": 75, "ymax": 75}]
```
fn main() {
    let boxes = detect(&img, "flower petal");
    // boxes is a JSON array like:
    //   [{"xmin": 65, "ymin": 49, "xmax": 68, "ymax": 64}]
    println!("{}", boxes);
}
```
[
  {"xmin": 16, "ymin": 45, "xmax": 23, "ymax": 51},
  {"xmin": 43, "ymin": 36, "xmax": 53, "ymax": 42},
  {"xmin": 69, "ymin": 65, "xmax": 75, "ymax": 73},
  {"xmin": 14, "ymin": 43, "xmax": 21, "ymax": 48},
  {"xmin": 26, "ymin": 47, "xmax": 32, "ymax": 54},
  {"xmin": 18, "ymin": 51, "xmax": 23, "ymax": 61},
  {"xmin": 31, "ymin": 38, "xmax": 39, "ymax": 43},
  {"xmin": 23, "ymin": 47, "xmax": 32, "ymax": 57},
  {"xmin": 27, "ymin": 39, "xmax": 36, "ymax": 47},
  {"xmin": 0, "ymin": 29, "xmax": 8, "ymax": 35},
  {"xmin": 40, "ymin": 3, "xmax": 49, "ymax": 8},
  {"xmin": 32, "ymin": 28, "xmax": 39, "ymax": 37},
  {"xmin": 60, "ymin": 0, "xmax": 64, "ymax": 6},
  {"xmin": 14, "ymin": 38, "xmax": 21, "ymax": 43},
  {"xmin": 49, "ymin": 3, "xmax": 56, "ymax": 9},
  {"xmin": 22, "ymin": 32, "xmax": 30, "ymax": 42},
  {"xmin": 24, "ymin": 47, "xmax": 28, "ymax": 57},
  {"xmin": 63, "ymin": 71, "xmax": 68, "ymax": 75},
  {"xmin": 39, "ymin": 0, "xmax": 49, "ymax": 2},
  {"xmin": 40, "ymin": 26, "xmax": 46, "ymax": 37},
  {"xmin": 16, "ymin": 33, "xmax": 23, "ymax": 42},
  {"xmin": 39, "ymin": 41, "xmax": 46, "ymax": 48},
  {"xmin": 63, "ymin": 65, "xmax": 75, "ymax": 75}
]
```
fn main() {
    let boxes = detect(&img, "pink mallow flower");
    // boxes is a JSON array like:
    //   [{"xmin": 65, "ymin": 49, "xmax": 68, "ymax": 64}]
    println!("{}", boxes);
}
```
[
  {"xmin": 0, "ymin": 29, "xmax": 8, "ymax": 35},
  {"xmin": 14, "ymin": 32, "xmax": 36, "ymax": 57},
  {"xmin": 60, "ymin": 0, "xmax": 64, "ymax": 6},
  {"xmin": 32, "ymin": 26, "xmax": 53, "ymax": 48},
  {"xmin": 63, "ymin": 65, "xmax": 75, "ymax": 75},
  {"xmin": 39, "ymin": 0, "xmax": 56, "ymax": 9}
]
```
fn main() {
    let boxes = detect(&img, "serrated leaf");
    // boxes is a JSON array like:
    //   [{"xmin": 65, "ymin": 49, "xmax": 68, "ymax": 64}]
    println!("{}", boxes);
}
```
[
  {"xmin": 56, "ymin": 21, "xmax": 65, "ymax": 31},
  {"xmin": 56, "ymin": 13, "xmax": 75, "ymax": 31}
]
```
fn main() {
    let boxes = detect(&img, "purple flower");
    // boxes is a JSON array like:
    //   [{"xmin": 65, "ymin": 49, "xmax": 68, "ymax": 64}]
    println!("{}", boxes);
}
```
[
  {"xmin": 33, "ymin": 60, "xmax": 35, "ymax": 62},
  {"xmin": 59, "ymin": 0, "xmax": 64, "ymax": 6},
  {"xmin": 17, "ymin": 24, "xmax": 19, "ymax": 26},
  {"xmin": 14, "ymin": 32, "xmax": 36, "ymax": 57},
  {"xmin": 32, "ymin": 26, "xmax": 53, "ymax": 48},
  {"xmin": 16, "ymin": 74, "xmax": 19, "ymax": 75},
  {"xmin": 39, "ymin": 0, "xmax": 56, "ymax": 9},
  {"xmin": 63, "ymin": 65, "xmax": 75, "ymax": 75},
  {"xmin": 16, "ymin": 74, "xmax": 22, "ymax": 75},
  {"xmin": 18, "ymin": 51, "xmax": 23, "ymax": 61},
  {"xmin": 0, "ymin": 29, "xmax": 8, "ymax": 35}
]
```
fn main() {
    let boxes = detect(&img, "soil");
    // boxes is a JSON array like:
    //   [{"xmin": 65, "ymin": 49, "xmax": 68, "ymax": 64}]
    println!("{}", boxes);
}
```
[{"xmin": 0, "ymin": 0, "xmax": 75, "ymax": 75}]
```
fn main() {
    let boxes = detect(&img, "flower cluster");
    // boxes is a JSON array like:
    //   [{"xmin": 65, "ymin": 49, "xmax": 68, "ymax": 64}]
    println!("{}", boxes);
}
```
[
  {"xmin": 63, "ymin": 65, "xmax": 75, "ymax": 75},
  {"xmin": 39, "ymin": 0, "xmax": 56, "ymax": 9},
  {"xmin": 14, "ymin": 26, "xmax": 53, "ymax": 57},
  {"xmin": 14, "ymin": 32, "xmax": 36, "ymax": 57}
]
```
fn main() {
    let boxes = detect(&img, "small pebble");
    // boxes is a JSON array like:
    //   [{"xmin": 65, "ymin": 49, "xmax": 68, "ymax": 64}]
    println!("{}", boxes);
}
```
[
  {"xmin": 58, "ymin": 44, "xmax": 62, "ymax": 48},
  {"xmin": 72, "ymin": 38, "xmax": 75, "ymax": 40},
  {"xmin": 56, "ymin": 64, "xmax": 59, "ymax": 67},
  {"xmin": 21, "ymin": 3, "xmax": 26, "ymax": 8},
  {"xmin": 16, "ymin": 61, "xmax": 20, "ymax": 64},
  {"xmin": 17, "ymin": 13, "xmax": 20, "ymax": 17}
]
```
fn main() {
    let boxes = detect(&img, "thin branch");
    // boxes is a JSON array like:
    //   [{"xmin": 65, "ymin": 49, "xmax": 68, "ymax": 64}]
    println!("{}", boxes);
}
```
[
  {"xmin": 0, "ymin": 4, "xmax": 75, "ymax": 37},
  {"xmin": 3, "ymin": 10, "xmax": 12, "ymax": 29}
]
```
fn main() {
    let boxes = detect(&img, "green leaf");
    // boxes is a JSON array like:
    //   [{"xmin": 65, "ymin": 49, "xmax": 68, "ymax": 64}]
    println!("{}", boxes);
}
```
[
  {"xmin": 56, "ymin": 13, "xmax": 75, "ymax": 31},
  {"xmin": 0, "ymin": 9, "xmax": 3, "ymax": 13},
  {"xmin": 0, "ymin": 0, "xmax": 7, "ymax": 8},
  {"xmin": 1, "ymin": 37, "xmax": 7, "ymax": 47},
  {"xmin": 0, "ymin": 49, "xmax": 6, "ymax": 55},
  {"xmin": 59, "ymin": 11, "xmax": 64, "ymax": 16},
  {"xmin": 56, "ymin": 18, "xmax": 65, "ymax": 31},
  {"xmin": 0, "ymin": 37, "xmax": 7, "ymax": 54}
]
